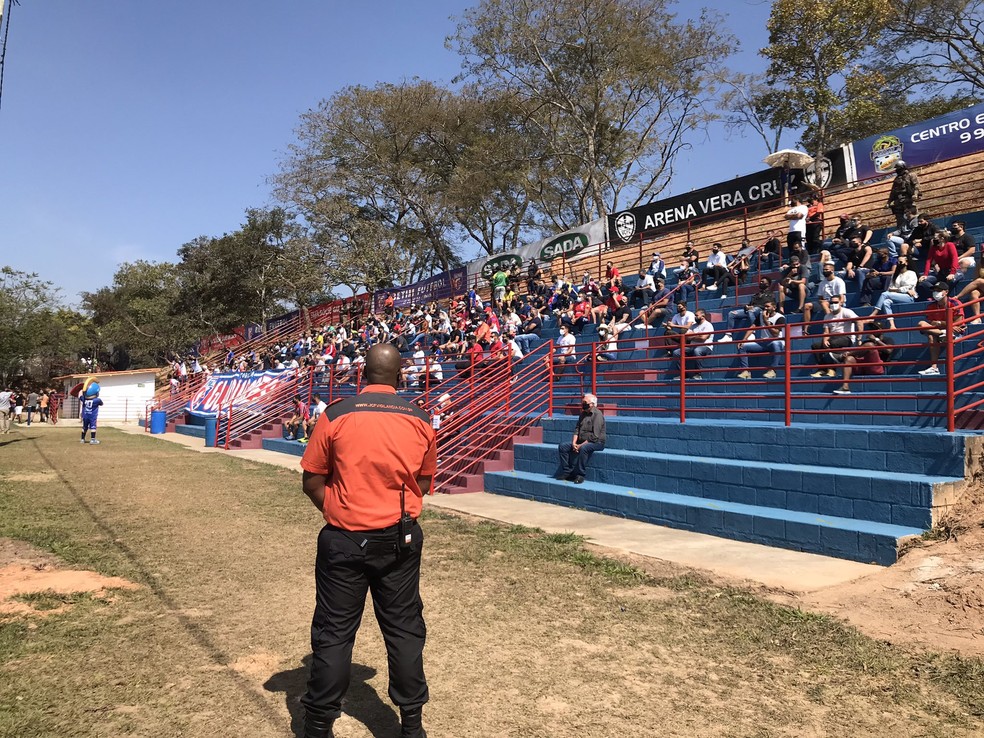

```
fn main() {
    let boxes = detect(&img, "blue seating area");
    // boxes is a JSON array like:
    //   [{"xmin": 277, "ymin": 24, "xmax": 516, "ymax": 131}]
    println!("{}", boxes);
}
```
[{"xmin": 484, "ymin": 417, "xmax": 977, "ymax": 565}]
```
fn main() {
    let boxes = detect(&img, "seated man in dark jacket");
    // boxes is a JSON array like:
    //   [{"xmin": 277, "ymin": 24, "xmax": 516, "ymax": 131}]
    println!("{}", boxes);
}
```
[{"xmin": 556, "ymin": 393, "xmax": 606, "ymax": 484}]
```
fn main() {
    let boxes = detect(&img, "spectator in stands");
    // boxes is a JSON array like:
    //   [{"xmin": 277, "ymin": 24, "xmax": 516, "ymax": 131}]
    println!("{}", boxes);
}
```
[
  {"xmin": 514, "ymin": 312, "xmax": 543, "ymax": 355},
  {"xmin": 858, "ymin": 247, "xmax": 897, "ymax": 306},
  {"xmin": 596, "ymin": 323, "xmax": 623, "ymax": 362},
  {"xmin": 647, "ymin": 251, "xmax": 666, "ymax": 280},
  {"xmin": 720, "ymin": 277, "xmax": 776, "ymax": 342},
  {"xmin": 603, "ymin": 285, "xmax": 628, "ymax": 323},
  {"xmin": 309, "ymin": 393, "xmax": 327, "ymax": 430},
  {"xmin": 836, "ymin": 234, "xmax": 872, "ymax": 278},
  {"xmin": 887, "ymin": 160, "xmax": 920, "ymax": 231},
  {"xmin": 491, "ymin": 266, "xmax": 509, "ymax": 307},
  {"xmin": 676, "ymin": 242, "xmax": 699, "ymax": 274},
  {"xmin": 780, "ymin": 254, "xmax": 811, "ymax": 314},
  {"xmin": 605, "ymin": 261, "xmax": 620, "ymax": 288},
  {"xmin": 950, "ymin": 221, "xmax": 977, "ymax": 278},
  {"xmin": 669, "ymin": 308, "xmax": 713, "ymax": 380},
  {"xmin": 810, "ymin": 295, "xmax": 864, "ymax": 378},
  {"xmin": 505, "ymin": 329, "xmax": 524, "ymax": 360},
  {"xmin": 833, "ymin": 322, "xmax": 893, "ymax": 395},
  {"xmin": 784, "ymin": 195, "xmax": 808, "ymax": 253},
  {"xmin": 803, "ymin": 263, "xmax": 846, "ymax": 323},
  {"xmin": 760, "ymin": 229, "xmax": 781, "ymax": 269},
  {"xmin": 639, "ymin": 278, "xmax": 673, "ymax": 328},
  {"xmin": 675, "ymin": 264, "xmax": 698, "ymax": 304},
  {"xmin": 553, "ymin": 324, "xmax": 577, "ymax": 374},
  {"xmin": 917, "ymin": 232, "xmax": 961, "ymax": 299},
  {"xmin": 527, "ymin": 259, "xmax": 544, "ymax": 296},
  {"xmin": 630, "ymin": 271, "xmax": 656, "ymax": 309},
  {"xmin": 916, "ymin": 281, "xmax": 965, "ymax": 376},
  {"xmin": 736, "ymin": 300, "xmax": 785, "ymax": 379},
  {"xmin": 869, "ymin": 256, "xmax": 919, "ymax": 329},
  {"xmin": 702, "ymin": 242, "xmax": 728, "ymax": 291},
  {"xmin": 904, "ymin": 213, "xmax": 940, "ymax": 259},
  {"xmin": 727, "ymin": 248, "xmax": 750, "ymax": 288},
  {"xmin": 284, "ymin": 395, "xmax": 311, "ymax": 442},
  {"xmin": 885, "ymin": 206, "xmax": 918, "ymax": 256},
  {"xmin": 555, "ymin": 392, "xmax": 606, "ymax": 484},
  {"xmin": 805, "ymin": 194, "xmax": 824, "ymax": 253}
]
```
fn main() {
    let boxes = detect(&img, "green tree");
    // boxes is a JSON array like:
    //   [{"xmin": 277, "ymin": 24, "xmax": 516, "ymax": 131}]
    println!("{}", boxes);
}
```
[
  {"xmin": 0, "ymin": 267, "xmax": 84, "ymax": 385},
  {"xmin": 450, "ymin": 0, "xmax": 734, "ymax": 225}
]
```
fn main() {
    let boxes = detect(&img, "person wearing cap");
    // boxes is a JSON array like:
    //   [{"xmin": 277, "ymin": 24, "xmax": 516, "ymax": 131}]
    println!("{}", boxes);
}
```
[
  {"xmin": 915, "ymin": 281, "xmax": 964, "ymax": 376},
  {"xmin": 647, "ymin": 251, "xmax": 666, "ymax": 279},
  {"xmin": 299, "ymin": 344, "xmax": 436, "ymax": 738},
  {"xmin": 887, "ymin": 160, "xmax": 920, "ymax": 231},
  {"xmin": 640, "ymin": 277, "xmax": 673, "ymax": 327}
]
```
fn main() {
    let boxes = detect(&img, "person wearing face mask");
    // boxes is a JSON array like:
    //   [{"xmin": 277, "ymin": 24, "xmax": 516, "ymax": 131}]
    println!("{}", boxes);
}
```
[
  {"xmin": 556, "ymin": 393, "xmax": 606, "ymax": 484},
  {"xmin": 669, "ymin": 308, "xmax": 714, "ymax": 380},
  {"xmin": 858, "ymin": 248, "xmax": 898, "ymax": 306},
  {"xmin": 719, "ymin": 278, "xmax": 777, "ymax": 342},
  {"xmin": 736, "ymin": 301, "xmax": 786, "ymax": 379},
  {"xmin": 802, "ymin": 264, "xmax": 846, "ymax": 323},
  {"xmin": 917, "ymin": 232, "xmax": 961, "ymax": 299},
  {"xmin": 702, "ymin": 242, "xmax": 729, "ymax": 291},
  {"xmin": 810, "ymin": 297, "xmax": 863, "ymax": 377},
  {"xmin": 915, "ymin": 281, "xmax": 965, "ymax": 376},
  {"xmin": 869, "ymin": 257, "xmax": 919, "ymax": 330}
]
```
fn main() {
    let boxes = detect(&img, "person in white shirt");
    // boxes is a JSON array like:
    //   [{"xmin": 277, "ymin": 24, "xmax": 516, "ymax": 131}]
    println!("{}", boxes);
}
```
[
  {"xmin": 736, "ymin": 301, "xmax": 786, "ymax": 379},
  {"xmin": 702, "ymin": 242, "xmax": 729, "ymax": 291},
  {"xmin": 810, "ymin": 296, "xmax": 864, "ymax": 377},
  {"xmin": 0, "ymin": 387, "xmax": 12, "ymax": 434},
  {"xmin": 553, "ymin": 324, "xmax": 577, "ymax": 375},
  {"xmin": 784, "ymin": 195, "xmax": 809, "ymax": 252},
  {"xmin": 647, "ymin": 251, "xmax": 666, "ymax": 280},
  {"xmin": 660, "ymin": 301, "xmax": 695, "ymax": 356},
  {"xmin": 629, "ymin": 271, "xmax": 656, "ymax": 309},
  {"xmin": 670, "ymin": 308, "xmax": 714, "ymax": 380},
  {"xmin": 802, "ymin": 264, "xmax": 847, "ymax": 323}
]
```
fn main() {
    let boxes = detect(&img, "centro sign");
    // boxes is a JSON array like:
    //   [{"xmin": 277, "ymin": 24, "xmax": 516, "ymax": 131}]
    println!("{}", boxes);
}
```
[
  {"xmin": 540, "ymin": 232, "xmax": 588, "ymax": 260},
  {"xmin": 481, "ymin": 253, "xmax": 523, "ymax": 279}
]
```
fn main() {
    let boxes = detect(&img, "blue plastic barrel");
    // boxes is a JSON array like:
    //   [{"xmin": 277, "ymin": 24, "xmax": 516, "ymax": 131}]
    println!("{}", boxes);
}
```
[
  {"xmin": 149, "ymin": 410, "xmax": 167, "ymax": 434},
  {"xmin": 204, "ymin": 417, "xmax": 218, "ymax": 447}
]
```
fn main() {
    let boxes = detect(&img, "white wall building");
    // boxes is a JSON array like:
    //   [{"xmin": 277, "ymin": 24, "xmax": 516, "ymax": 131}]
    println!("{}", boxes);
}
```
[{"xmin": 56, "ymin": 369, "xmax": 160, "ymax": 423}]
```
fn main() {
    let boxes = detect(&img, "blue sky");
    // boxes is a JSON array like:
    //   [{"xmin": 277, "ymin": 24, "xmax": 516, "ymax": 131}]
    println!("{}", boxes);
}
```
[{"xmin": 0, "ymin": 0, "xmax": 783, "ymax": 304}]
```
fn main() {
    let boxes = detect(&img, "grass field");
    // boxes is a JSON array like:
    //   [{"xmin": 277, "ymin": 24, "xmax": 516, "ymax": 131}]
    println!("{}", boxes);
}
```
[{"xmin": 1, "ymin": 428, "xmax": 982, "ymax": 738}]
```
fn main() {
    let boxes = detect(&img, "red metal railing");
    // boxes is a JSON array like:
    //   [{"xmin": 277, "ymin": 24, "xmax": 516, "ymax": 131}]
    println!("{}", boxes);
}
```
[
  {"xmin": 144, "ymin": 373, "xmax": 207, "ymax": 431},
  {"xmin": 217, "ymin": 367, "xmax": 313, "ymax": 449},
  {"xmin": 557, "ymin": 296, "xmax": 984, "ymax": 429},
  {"xmin": 426, "ymin": 342, "xmax": 551, "ymax": 493}
]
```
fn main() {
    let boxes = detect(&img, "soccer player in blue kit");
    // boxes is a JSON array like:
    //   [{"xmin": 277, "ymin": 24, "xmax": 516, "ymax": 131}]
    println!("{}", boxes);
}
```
[{"xmin": 80, "ymin": 384, "xmax": 104, "ymax": 444}]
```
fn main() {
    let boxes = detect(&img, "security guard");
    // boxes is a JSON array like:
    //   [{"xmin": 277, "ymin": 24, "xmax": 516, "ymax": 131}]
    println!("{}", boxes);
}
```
[{"xmin": 299, "ymin": 343, "xmax": 436, "ymax": 738}]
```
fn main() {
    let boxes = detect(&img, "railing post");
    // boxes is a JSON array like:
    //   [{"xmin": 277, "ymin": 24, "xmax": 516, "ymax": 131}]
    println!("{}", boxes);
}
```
[
  {"xmin": 946, "ymin": 304, "xmax": 955, "ymax": 432},
  {"xmin": 547, "ymin": 342, "xmax": 555, "ymax": 416},
  {"xmin": 638, "ymin": 233, "xmax": 643, "ymax": 273},
  {"xmin": 223, "ymin": 399, "xmax": 232, "ymax": 450},
  {"xmin": 784, "ymin": 326, "xmax": 792, "ymax": 427},
  {"xmin": 591, "ymin": 340, "xmax": 597, "ymax": 398},
  {"xmin": 678, "ymin": 330, "xmax": 686, "ymax": 423},
  {"xmin": 505, "ymin": 353, "xmax": 512, "ymax": 415}
]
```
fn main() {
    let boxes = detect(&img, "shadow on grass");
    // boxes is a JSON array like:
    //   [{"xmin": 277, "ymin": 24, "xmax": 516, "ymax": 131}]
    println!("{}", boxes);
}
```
[
  {"xmin": 264, "ymin": 657, "xmax": 400, "ymax": 738},
  {"xmin": 0, "ymin": 435, "xmax": 38, "ymax": 447}
]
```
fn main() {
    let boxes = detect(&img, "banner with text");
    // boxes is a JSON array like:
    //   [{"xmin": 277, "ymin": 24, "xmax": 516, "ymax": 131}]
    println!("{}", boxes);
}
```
[
  {"xmin": 372, "ymin": 268, "xmax": 467, "ymax": 313},
  {"xmin": 607, "ymin": 168, "xmax": 799, "ymax": 245},
  {"xmin": 186, "ymin": 369, "xmax": 299, "ymax": 418},
  {"xmin": 465, "ymin": 218, "xmax": 608, "ymax": 281},
  {"xmin": 852, "ymin": 102, "xmax": 984, "ymax": 181}
]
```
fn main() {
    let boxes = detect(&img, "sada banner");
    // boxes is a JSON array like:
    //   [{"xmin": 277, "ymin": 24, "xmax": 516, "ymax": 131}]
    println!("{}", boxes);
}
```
[
  {"xmin": 186, "ymin": 369, "xmax": 299, "ymax": 418},
  {"xmin": 607, "ymin": 168, "xmax": 798, "ymax": 245},
  {"xmin": 852, "ymin": 102, "xmax": 984, "ymax": 181},
  {"xmin": 465, "ymin": 218, "xmax": 608, "ymax": 281}
]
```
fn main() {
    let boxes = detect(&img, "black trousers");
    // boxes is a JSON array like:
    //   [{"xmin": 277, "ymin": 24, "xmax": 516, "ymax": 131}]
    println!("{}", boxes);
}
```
[{"xmin": 302, "ymin": 521, "xmax": 428, "ymax": 722}]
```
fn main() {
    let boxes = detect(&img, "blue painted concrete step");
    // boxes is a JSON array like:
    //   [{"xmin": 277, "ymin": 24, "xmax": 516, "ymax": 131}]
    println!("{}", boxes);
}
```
[
  {"xmin": 539, "ymin": 417, "xmax": 969, "ymax": 476},
  {"xmin": 513, "ymin": 444, "xmax": 948, "ymax": 528},
  {"xmin": 262, "ymin": 437, "xmax": 306, "ymax": 457},
  {"xmin": 484, "ymin": 470, "xmax": 920, "ymax": 565},
  {"xmin": 175, "ymin": 424, "xmax": 205, "ymax": 439}
]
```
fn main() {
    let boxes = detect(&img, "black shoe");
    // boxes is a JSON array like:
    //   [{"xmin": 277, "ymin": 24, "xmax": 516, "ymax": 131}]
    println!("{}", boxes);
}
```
[
  {"xmin": 555, "ymin": 471, "xmax": 571, "ymax": 480},
  {"xmin": 573, "ymin": 476, "xmax": 585, "ymax": 484},
  {"xmin": 303, "ymin": 714, "xmax": 335, "ymax": 738},
  {"xmin": 400, "ymin": 707, "xmax": 426, "ymax": 738}
]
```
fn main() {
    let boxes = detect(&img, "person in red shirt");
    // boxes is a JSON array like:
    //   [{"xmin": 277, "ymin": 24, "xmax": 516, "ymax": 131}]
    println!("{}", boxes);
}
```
[
  {"xmin": 918, "ymin": 233, "xmax": 960, "ymax": 299},
  {"xmin": 916, "ymin": 281, "xmax": 965, "ymax": 376},
  {"xmin": 299, "ymin": 343, "xmax": 436, "ymax": 738},
  {"xmin": 605, "ymin": 261, "xmax": 620, "ymax": 287},
  {"xmin": 284, "ymin": 394, "xmax": 311, "ymax": 442}
]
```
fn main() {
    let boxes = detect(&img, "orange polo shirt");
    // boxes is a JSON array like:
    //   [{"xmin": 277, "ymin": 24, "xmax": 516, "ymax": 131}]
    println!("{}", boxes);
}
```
[{"xmin": 300, "ymin": 384, "xmax": 437, "ymax": 531}]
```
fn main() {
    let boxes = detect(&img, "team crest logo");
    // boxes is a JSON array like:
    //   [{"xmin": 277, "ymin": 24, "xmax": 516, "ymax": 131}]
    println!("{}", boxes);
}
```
[
  {"xmin": 614, "ymin": 212, "xmax": 636, "ymax": 242},
  {"xmin": 870, "ymin": 135, "xmax": 903, "ymax": 174},
  {"xmin": 805, "ymin": 156, "xmax": 833, "ymax": 188}
]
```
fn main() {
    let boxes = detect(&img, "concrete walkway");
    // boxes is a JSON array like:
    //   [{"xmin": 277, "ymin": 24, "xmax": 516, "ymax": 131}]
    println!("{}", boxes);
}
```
[{"xmin": 111, "ymin": 424, "xmax": 879, "ymax": 593}]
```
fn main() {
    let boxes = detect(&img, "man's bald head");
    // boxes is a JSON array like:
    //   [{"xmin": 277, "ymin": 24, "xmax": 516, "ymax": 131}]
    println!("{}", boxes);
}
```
[{"xmin": 365, "ymin": 343, "xmax": 402, "ymax": 387}]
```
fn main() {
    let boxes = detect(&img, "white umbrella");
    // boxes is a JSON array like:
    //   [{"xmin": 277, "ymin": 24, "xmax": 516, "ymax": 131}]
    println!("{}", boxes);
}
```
[{"xmin": 763, "ymin": 149, "xmax": 814, "ymax": 169}]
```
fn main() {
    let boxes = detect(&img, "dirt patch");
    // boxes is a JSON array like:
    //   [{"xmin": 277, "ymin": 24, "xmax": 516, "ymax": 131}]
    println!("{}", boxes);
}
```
[
  {"xmin": 798, "ymin": 485, "xmax": 984, "ymax": 657},
  {"xmin": 0, "ymin": 538, "xmax": 139, "ymax": 617},
  {"xmin": 2, "ymin": 471, "xmax": 57, "ymax": 483}
]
